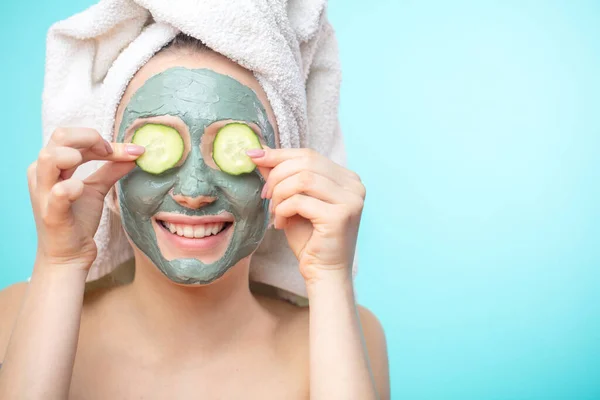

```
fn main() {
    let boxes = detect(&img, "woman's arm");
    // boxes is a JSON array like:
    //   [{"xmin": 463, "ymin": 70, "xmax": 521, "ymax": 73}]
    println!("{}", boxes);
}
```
[
  {"xmin": 0, "ymin": 128, "xmax": 141, "ymax": 399},
  {"xmin": 0, "ymin": 267, "xmax": 87, "ymax": 399},
  {"xmin": 308, "ymin": 274, "xmax": 389, "ymax": 400},
  {"xmin": 248, "ymin": 147, "xmax": 390, "ymax": 399}
]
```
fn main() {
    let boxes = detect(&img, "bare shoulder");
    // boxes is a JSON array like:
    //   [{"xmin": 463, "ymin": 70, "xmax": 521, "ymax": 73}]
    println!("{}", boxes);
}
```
[
  {"xmin": 259, "ymin": 297, "xmax": 389, "ymax": 398},
  {"xmin": 357, "ymin": 305, "xmax": 387, "ymax": 352},
  {"xmin": 266, "ymin": 300, "xmax": 387, "ymax": 345},
  {"xmin": 358, "ymin": 305, "xmax": 390, "ymax": 400},
  {"xmin": 261, "ymin": 297, "xmax": 388, "ymax": 354},
  {"xmin": 261, "ymin": 297, "xmax": 388, "ymax": 360},
  {"xmin": 0, "ymin": 282, "xmax": 29, "ymax": 360}
]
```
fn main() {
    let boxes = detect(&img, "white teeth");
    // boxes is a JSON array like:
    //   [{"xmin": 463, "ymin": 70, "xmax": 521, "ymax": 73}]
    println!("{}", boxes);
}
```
[
  {"xmin": 193, "ymin": 225, "xmax": 205, "ymax": 238},
  {"xmin": 161, "ymin": 221, "xmax": 226, "ymax": 239}
]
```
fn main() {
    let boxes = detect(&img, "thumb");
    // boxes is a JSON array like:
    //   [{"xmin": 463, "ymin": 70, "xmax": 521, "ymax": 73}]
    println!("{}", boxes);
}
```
[
  {"xmin": 257, "ymin": 165, "xmax": 271, "ymax": 182},
  {"xmin": 85, "ymin": 161, "xmax": 137, "ymax": 196},
  {"xmin": 256, "ymin": 144, "xmax": 272, "ymax": 182}
]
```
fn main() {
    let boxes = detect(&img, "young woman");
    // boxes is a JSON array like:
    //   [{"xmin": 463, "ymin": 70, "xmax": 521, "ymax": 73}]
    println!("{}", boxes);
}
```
[{"xmin": 0, "ymin": 5, "xmax": 389, "ymax": 400}]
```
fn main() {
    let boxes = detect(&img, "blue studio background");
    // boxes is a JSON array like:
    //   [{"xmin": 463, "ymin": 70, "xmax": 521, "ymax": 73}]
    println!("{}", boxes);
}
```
[{"xmin": 1, "ymin": 0, "xmax": 599, "ymax": 398}]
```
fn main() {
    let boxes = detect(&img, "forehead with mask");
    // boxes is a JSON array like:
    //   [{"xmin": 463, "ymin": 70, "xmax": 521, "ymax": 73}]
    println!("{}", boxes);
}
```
[{"xmin": 113, "ymin": 36, "xmax": 278, "ymax": 284}]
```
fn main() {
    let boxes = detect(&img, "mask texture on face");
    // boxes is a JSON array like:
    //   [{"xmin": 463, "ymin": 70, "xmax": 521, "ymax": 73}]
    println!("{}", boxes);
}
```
[{"xmin": 117, "ymin": 67, "xmax": 276, "ymax": 284}]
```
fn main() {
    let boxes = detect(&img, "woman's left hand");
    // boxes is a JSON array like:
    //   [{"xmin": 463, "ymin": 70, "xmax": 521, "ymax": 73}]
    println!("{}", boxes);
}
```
[{"xmin": 248, "ymin": 148, "xmax": 366, "ymax": 284}]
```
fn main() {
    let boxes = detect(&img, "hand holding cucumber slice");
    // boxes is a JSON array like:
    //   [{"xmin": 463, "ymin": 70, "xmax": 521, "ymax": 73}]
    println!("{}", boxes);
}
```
[
  {"xmin": 213, "ymin": 123, "xmax": 262, "ymax": 175},
  {"xmin": 132, "ymin": 124, "xmax": 184, "ymax": 175}
]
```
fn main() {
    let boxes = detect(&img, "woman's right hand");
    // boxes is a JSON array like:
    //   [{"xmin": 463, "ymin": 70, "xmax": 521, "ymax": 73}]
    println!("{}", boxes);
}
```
[{"xmin": 28, "ymin": 127, "xmax": 144, "ymax": 272}]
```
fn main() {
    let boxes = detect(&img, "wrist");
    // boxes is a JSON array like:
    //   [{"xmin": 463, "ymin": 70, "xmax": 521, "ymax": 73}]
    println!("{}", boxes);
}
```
[
  {"xmin": 32, "ymin": 256, "xmax": 90, "ymax": 284},
  {"xmin": 305, "ymin": 267, "xmax": 354, "ymax": 297},
  {"xmin": 34, "ymin": 250, "xmax": 94, "ymax": 272}
]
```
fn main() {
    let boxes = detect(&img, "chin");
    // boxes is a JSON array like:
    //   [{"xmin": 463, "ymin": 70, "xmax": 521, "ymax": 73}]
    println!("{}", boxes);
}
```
[{"xmin": 125, "ymin": 211, "xmax": 265, "ymax": 285}]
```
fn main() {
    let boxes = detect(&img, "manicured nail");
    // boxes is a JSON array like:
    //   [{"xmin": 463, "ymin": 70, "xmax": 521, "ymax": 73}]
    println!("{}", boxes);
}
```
[
  {"xmin": 261, "ymin": 184, "xmax": 268, "ymax": 199},
  {"xmin": 104, "ymin": 140, "xmax": 114, "ymax": 155},
  {"xmin": 126, "ymin": 144, "xmax": 145, "ymax": 156},
  {"xmin": 246, "ymin": 149, "xmax": 265, "ymax": 158}
]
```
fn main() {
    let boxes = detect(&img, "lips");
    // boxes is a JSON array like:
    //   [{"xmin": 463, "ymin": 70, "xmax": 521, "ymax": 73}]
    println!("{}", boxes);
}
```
[
  {"xmin": 153, "ymin": 212, "xmax": 235, "ymax": 225},
  {"xmin": 157, "ymin": 220, "xmax": 230, "ymax": 239},
  {"xmin": 152, "ymin": 211, "xmax": 235, "ymax": 255}
]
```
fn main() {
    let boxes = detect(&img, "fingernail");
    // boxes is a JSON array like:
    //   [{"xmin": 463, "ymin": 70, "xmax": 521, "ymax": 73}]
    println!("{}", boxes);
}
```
[
  {"xmin": 104, "ymin": 141, "xmax": 114, "ymax": 155},
  {"xmin": 126, "ymin": 144, "xmax": 145, "ymax": 156},
  {"xmin": 261, "ymin": 184, "xmax": 268, "ymax": 199},
  {"xmin": 246, "ymin": 149, "xmax": 265, "ymax": 158}
]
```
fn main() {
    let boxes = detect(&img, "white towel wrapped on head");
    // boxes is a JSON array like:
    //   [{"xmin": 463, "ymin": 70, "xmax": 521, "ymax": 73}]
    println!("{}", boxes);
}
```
[{"xmin": 42, "ymin": 0, "xmax": 352, "ymax": 301}]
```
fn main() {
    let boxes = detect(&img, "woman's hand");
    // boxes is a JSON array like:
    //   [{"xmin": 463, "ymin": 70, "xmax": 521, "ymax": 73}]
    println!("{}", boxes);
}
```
[
  {"xmin": 29, "ymin": 127, "xmax": 144, "ymax": 272},
  {"xmin": 2, "ymin": 129, "xmax": 143, "ymax": 399},
  {"xmin": 250, "ymin": 148, "xmax": 382, "ymax": 399},
  {"xmin": 248, "ymin": 147, "xmax": 366, "ymax": 284}
]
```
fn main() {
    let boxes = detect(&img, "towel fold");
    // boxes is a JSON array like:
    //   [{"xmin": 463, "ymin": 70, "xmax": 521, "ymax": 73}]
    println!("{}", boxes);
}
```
[{"xmin": 42, "ymin": 0, "xmax": 352, "ymax": 300}]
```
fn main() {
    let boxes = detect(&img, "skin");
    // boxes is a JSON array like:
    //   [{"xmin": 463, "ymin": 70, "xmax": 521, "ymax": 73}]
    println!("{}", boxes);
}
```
[
  {"xmin": 117, "ymin": 67, "xmax": 276, "ymax": 284},
  {"xmin": 0, "ymin": 49, "xmax": 390, "ymax": 399}
]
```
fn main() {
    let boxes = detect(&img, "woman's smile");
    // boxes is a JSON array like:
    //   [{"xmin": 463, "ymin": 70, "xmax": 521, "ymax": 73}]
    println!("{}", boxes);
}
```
[{"xmin": 152, "ymin": 211, "xmax": 236, "ymax": 262}]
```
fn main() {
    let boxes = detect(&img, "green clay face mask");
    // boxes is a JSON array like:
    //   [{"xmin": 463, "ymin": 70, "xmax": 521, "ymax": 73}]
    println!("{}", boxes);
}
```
[{"xmin": 117, "ymin": 67, "xmax": 276, "ymax": 284}]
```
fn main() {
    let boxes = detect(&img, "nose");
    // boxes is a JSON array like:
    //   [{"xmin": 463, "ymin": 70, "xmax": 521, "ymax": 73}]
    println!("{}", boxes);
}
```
[
  {"xmin": 172, "ymin": 193, "xmax": 217, "ymax": 210},
  {"xmin": 172, "ymin": 148, "xmax": 217, "ymax": 209}
]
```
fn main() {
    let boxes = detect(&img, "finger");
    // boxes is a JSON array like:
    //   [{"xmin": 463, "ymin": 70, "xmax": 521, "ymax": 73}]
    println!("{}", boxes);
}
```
[
  {"xmin": 36, "ymin": 146, "xmax": 84, "ymax": 194},
  {"xmin": 100, "ymin": 143, "xmax": 145, "ymax": 162},
  {"xmin": 262, "ymin": 157, "xmax": 352, "ymax": 200},
  {"xmin": 247, "ymin": 147, "xmax": 315, "ymax": 168},
  {"xmin": 48, "ymin": 127, "xmax": 108, "ymax": 150},
  {"xmin": 59, "ymin": 143, "xmax": 144, "ymax": 181},
  {"xmin": 44, "ymin": 179, "xmax": 85, "ymax": 226},
  {"xmin": 27, "ymin": 162, "xmax": 37, "ymax": 194},
  {"xmin": 84, "ymin": 160, "xmax": 137, "ymax": 197},
  {"xmin": 273, "ymin": 194, "xmax": 333, "ymax": 228},
  {"xmin": 250, "ymin": 145, "xmax": 359, "ymax": 182},
  {"xmin": 28, "ymin": 163, "xmax": 40, "ymax": 222},
  {"xmin": 271, "ymin": 171, "xmax": 348, "ymax": 212},
  {"xmin": 48, "ymin": 128, "xmax": 144, "ymax": 162},
  {"xmin": 81, "ymin": 143, "xmax": 144, "ymax": 163},
  {"xmin": 256, "ymin": 165, "xmax": 271, "ymax": 183},
  {"xmin": 248, "ymin": 145, "xmax": 272, "ymax": 182}
]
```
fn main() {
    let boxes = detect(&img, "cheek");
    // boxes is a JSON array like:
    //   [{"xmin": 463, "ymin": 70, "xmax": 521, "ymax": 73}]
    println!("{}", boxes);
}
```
[
  {"xmin": 119, "ymin": 170, "xmax": 175, "ymax": 216},
  {"xmin": 219, "ymin": 174, "xmax": 265, "ymax": 215}
]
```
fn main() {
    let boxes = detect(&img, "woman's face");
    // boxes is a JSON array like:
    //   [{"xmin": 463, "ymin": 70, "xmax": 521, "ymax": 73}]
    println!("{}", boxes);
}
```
[{"xmin": 114, "ymin": 52, "xmax": 277, "ymax": 284}]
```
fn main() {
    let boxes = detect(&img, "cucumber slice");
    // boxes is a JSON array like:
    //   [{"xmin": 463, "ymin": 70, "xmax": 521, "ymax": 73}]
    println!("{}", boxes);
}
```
[
  {"xmin": 132, "ymin": 124, "xmax": 184, "ymax": 175},
  {"xmin": 213, "ymin": 123, "xmax": 262, "ymax": 175}
]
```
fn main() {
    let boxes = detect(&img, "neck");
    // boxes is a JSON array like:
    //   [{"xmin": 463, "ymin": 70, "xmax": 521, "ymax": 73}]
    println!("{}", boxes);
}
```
[{"xmin": 121, "ymin": 250, "xmax": 273, "ymax": 352}]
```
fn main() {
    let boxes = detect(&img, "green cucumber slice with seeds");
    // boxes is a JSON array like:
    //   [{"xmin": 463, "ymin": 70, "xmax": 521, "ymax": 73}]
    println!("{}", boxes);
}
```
[
  {"xmin": 213, "ymin": 123, "xmax": 262, "ymax": 175},
  {"xmin": 132, "ymin": 124, "xmax": 184, "ymax": 175}
]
